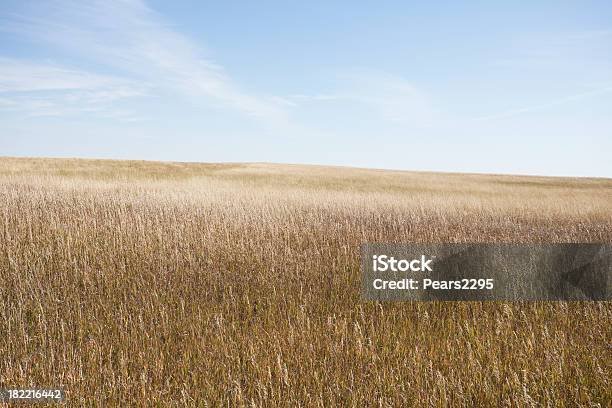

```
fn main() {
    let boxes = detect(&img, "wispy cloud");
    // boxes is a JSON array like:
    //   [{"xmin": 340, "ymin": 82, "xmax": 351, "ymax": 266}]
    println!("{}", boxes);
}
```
[
  {"xmin": 344, "ymin": 72, "xmax": 436, "ymax": 124},
  {"xmin": 290, "ymin": 94, "xmax": 345, "ymax": 102},
  {"xmin": 475, "ymin": 85, "xmax": 612, "ymax": 121},
  {"xmin": 0, "ymin": 57, "xmax": 146, "ymax": 118},
  {"xmin": 491, "ymin": 29, "xmax": 612, "ymax": 72},
  {"xmin": 0, "ymin": 1, "xmax": 441, "ymax": 132},
  {"xmin": 290, "ymin": 72, "xmax": 438, "ymax": 125},
  {"xmin": 1, "ymin": 0, "xmax": 288, "ymax": 124}
]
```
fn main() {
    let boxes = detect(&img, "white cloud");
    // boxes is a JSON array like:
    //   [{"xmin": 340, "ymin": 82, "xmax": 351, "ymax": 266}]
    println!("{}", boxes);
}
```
[
  {"xmin": 290, "ymin": 94, "xmax": 345, "ymax": 102},
  {"xmin": 289, "ymin": 72, "xmax": 438, "ymax": 125},
  {"xmin": 0, "ymin": 58, "xmax": 147, "ymax": 118},
  {"xmin": 491, "ymin": 29, "xmax": 612, "ymax": 74},
  {"xmin": 0, "ymin": 57, "xmax": 135, "ymax": 92},
  {"xmin": 1, "ymin": 0, "xmax": 288, "ymax": 124},
  {"xmin": 475, "ymin": 84, "xmax": 612, "ymax": 121},
  {"xmin": 345, "ymin": 72, "xmax": 436, "ymax": 124}
]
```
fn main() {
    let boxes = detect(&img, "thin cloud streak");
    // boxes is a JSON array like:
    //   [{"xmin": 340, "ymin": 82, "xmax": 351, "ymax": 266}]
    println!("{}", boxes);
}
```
[
  {"xmin": 475, "ymin": 85, "xmax": 612, "ymax": 121},
  {"xmin": 0, "ymin": 58, "xmax": 147, "ymax": 118},
  {"xmin": 0, "ymin": 58, "xmax": 139, "ymax": 93},
  {"xmin": 1, "ymin": 0, "xmax": 289, "ymax": 125},
  {"xmin": 289, "ymin": 72, "xmax": 438, "ymax": 126}
]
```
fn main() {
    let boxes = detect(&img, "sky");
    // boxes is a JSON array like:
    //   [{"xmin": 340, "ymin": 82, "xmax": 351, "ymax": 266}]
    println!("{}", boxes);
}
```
[{"xmin": 1, "ymin": 0, "xmax": 611, "ymax": 177}]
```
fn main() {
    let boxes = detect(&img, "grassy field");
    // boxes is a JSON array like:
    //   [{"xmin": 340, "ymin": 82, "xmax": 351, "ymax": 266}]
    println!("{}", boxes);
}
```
[{"xmin": 0, "ymin": 157, "xmax": 611, "ymax": 406}]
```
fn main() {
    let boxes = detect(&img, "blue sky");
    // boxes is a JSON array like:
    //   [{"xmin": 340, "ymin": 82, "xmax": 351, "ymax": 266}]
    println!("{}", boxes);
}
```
[{"xmin": 1, "ymin": 0, "xmax": 611, "ymax": 176}]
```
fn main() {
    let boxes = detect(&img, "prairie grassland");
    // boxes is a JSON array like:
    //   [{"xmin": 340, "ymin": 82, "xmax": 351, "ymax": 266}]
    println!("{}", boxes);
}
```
[{"xmin": 0, "ymin": 157, "xmax": 611, "ymax": 407}]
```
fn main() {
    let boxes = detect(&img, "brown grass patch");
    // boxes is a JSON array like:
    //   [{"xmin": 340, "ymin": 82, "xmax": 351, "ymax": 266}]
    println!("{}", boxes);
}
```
[{"xmin": 1, "ymin": 157, "xmax": 611, "ymax": 406}]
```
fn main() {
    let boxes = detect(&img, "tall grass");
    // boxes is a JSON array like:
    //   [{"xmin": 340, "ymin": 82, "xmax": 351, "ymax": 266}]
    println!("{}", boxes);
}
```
[{"xmin": 1, "ymin": 157, "xmax": 610, "ymax": 406}]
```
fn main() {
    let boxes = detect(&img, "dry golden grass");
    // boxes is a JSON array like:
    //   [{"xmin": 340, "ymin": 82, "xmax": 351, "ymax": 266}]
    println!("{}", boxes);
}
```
[{"xmin": 0, "ymin": 157, "xmax": 611, "ymax": 406}]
